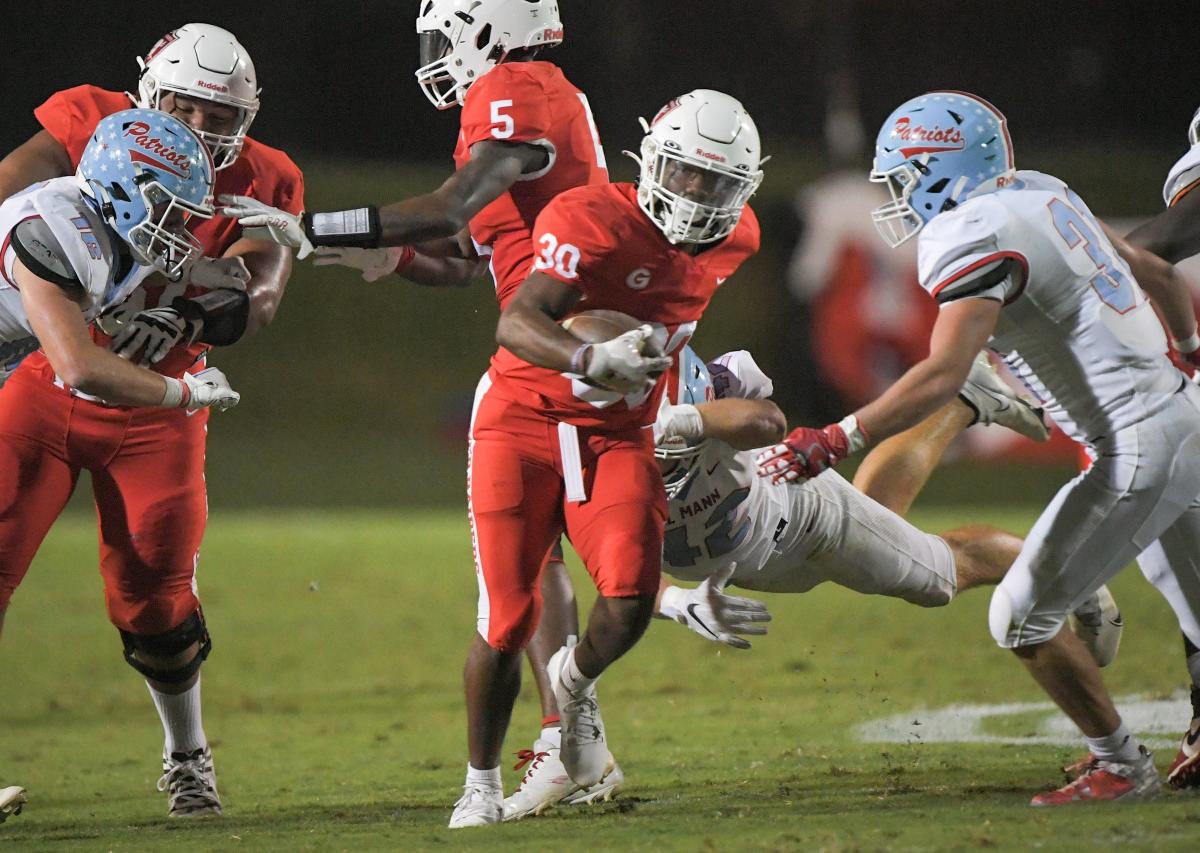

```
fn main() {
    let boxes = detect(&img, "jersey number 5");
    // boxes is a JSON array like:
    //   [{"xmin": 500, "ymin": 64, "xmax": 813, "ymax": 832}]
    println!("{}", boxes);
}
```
[{"xmin": 489, "ymin": 100, "xmax": 515, "ymax": 139}]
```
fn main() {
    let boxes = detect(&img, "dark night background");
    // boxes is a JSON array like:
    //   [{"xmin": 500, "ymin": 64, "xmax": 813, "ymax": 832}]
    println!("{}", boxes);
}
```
[{"xmin": 2, "ymin": 0, "xmax": 1198, "ymax": 508}]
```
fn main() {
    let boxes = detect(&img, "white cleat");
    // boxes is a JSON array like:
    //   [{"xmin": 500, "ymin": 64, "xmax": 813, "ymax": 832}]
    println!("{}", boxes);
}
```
[
  {"xmin": 560, "ymin": 760, "xmax": 624, "ymax": 805},
  {"xmin": 1069, "ymin": 585, "xmax": 1123, "ymax": 668},
  {"xmin": 503, "ymin": 739, "xmax": 578, "ymax": 820},
  {"xmin": 959, "ymin": 352, "xmax": 1050, "ymax": 442},
  {"xmin": 547, "ymin": 644, "xmax": 614, "ymax": 788},
  {"xmin": 448, "ymin": 784, "xmax": 503, "ymax": 828},
  {"xmin": 158, "ymin": 747, "xmax": 222, "ymax": 818},
  {"xmin": 0, "ymin": 786, "xmax": 26, "ymax": 824}
]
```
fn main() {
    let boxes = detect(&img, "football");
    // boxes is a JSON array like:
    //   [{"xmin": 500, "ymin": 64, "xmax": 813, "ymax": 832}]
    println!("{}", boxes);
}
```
[{"xmin": 561, "ymin": 310, "xmax": 667, "ymax": 382}]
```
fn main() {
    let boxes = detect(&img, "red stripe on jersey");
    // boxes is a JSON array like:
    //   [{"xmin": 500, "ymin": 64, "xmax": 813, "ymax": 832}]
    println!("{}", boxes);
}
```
[{"xmin": 930, "ymin": 250, "xmax": 1029, "ymax": 304}]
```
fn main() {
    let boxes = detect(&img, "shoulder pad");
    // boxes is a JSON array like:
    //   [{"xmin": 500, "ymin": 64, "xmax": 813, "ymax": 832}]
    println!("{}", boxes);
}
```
[{"xmin": 11, "ymin": 217, "xmax": 81, "ymax": 289}]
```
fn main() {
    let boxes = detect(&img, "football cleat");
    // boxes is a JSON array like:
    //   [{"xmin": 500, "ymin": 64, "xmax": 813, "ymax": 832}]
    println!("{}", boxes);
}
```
[
  {"xmin": 1166, "ymin": 718, "xmax": 1200, "ymax": 789},
  {"xmin": 448, "ymin": 784, "xmax": 503, "ymax": 828},
  {"xmin": 502, "ymin": 739, "xmax": 577, "ymax": 820},
  {"xmin": 0, "ymin": 786, "xmax": 26, "ymax": 824},
  {"xmin": 1031, "ymin": 746, "xmax": 1159, "ymax": 806},
  {"xmin": 560, "ymin": 760, "xmax": 625, "ymax": 805},
  {"xmin": 958, "ymin": 352, "xmax": 1050, "ymax": 442},
  {"xmin": 157, "ymin": 747, "xmax": 222, "ymax": 818},
  {"xmin": 1068, "ymin": 585, "xmax": 1123, "ymax": 668},
  {"xmin": 547, "ymin": 644, "xmax": 615, "ymax": 788}
]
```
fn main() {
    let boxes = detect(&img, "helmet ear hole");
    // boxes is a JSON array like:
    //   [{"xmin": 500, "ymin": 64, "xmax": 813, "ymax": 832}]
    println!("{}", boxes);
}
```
[{"xmin": 475, "ymin": 23, "xmax": 492, "ymax": 50}]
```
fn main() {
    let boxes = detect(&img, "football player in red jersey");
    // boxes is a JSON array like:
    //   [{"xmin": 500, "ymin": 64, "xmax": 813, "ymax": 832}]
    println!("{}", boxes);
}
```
[
  {"xmin": 0, "ymin": 23, "xmax": 303, "ymax": 817},
  {"xmin": 221, "ymin": 0, "xmax": 629, "ymax": 811},
  {"xmin": 440, "ymin": 89, "xmax": 764, "ymax": 827}
]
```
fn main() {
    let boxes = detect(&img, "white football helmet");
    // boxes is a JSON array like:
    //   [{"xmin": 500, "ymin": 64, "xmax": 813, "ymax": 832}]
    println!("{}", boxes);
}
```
[
  {"xmin": 1189, "ymin": 104, "xmax": 1200, "ymax": 147},
  {"xmin": 415, "ymin": 0, "xmax": 563, "ymax": 110},
  {"xmin": 630, "ymin": 90, "xmax": 765, "ymax": 245},
  {"xmin": 135, "ymin": 23, "xmax": 260, "ymax": 171}
]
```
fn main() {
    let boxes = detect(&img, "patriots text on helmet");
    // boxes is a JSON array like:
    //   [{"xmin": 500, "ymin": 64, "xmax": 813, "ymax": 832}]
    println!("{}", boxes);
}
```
[
  {"xmin": 892, "ymin": 117, "xmax": 965, "ymax": 156},
  {"xmin": 122, "ymin": 121, "xmax": 193, "ymax": 178}
]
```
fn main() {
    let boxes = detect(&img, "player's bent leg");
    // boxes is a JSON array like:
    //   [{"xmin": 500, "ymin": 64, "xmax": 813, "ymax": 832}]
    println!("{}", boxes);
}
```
[
  {"xmin": 120, "ymin": 610, "xmax": 220, "ymax": 818},
  {"xmin": 939, "ymin": 524, "xmax": 1024, "ymax": 592},
  {"xmin": 852, "ymin": 401, "xmax": 972, "ymax": 517}
]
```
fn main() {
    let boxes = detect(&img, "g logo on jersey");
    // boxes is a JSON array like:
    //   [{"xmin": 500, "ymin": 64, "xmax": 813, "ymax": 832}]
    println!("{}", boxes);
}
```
[{"xmin": 626, "ymin": 267, "xmax": 652, "ymax": 290}]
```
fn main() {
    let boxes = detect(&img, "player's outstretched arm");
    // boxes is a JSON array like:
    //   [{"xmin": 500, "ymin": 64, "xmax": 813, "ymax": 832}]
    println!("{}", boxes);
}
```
[
  {"xmin": 1125, "ymin": 189, "xmax": 1200, "ymax": 265},
  {"xmin": 656, "ymin": 397, "xmax": 785, "ymax": 451},
  {"xmin": 0, "ymin": 130, "xmax": 72, "ymax": 203},
  {"xmin": 1103, "ymin": 221, "xmax": 1200, "ymax": 363},
  {"xmin": 312, "ymin": 245, "xmax": 487, "ymax": 287},
  {"xmin": 221, "ymin": 142, "xmax": 546, "ymax": 254},
  {"xmin": 757, "ymin": 297, "xmax": 999, "ymax": 483},
  {"xmin": 17, "ymin": 260, "xmax": 238, "ymax": 411}
]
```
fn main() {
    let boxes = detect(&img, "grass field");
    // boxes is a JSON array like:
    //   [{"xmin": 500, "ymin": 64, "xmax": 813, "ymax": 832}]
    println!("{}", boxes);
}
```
[{"xmin": 2, "ymin": 506, "xmax": 1199, "ymax": 851}]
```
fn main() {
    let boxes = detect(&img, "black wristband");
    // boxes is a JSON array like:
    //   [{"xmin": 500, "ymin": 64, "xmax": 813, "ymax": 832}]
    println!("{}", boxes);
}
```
[
  {"xmin": 303, "ymin": 206, "xmax": 382, "ymax": 249},
  {"xmin": 172, "ymin": 290, "xmax": 250, "ymax": 347}
]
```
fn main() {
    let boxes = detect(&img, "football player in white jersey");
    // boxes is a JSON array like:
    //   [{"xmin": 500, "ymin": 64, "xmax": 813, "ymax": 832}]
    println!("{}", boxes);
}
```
[
  {"xmin": 756, "ymin": 91, "xmax": 1200, "ymax": 806},
  {"xmin": 0, "ymin": 108, "xmax": 239, "ymax": 409}
]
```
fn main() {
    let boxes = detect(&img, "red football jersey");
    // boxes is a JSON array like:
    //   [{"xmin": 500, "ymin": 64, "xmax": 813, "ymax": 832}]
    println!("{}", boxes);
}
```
[
  {"xmin": 26, "ymin": 85, "xmax": 305, "ymax": 380},
  {"xmin": 490, "ymin": 183, "xmax": 760, "ymax": 431},
  {"xmin": 454, "ymin": 62, "xmax": 608, "ymax": 308}
]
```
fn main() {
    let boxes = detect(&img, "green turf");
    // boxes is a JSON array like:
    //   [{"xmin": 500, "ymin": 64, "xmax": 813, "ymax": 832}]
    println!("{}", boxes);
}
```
[{"xmin": 2, "ymin": 507, "xmax": 1199, "ymax": 851}]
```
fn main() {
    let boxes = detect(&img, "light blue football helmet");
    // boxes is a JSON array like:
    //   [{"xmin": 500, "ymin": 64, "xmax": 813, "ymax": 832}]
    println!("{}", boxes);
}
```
[
  {"xmin": 869, "ymin": 91, "xmax": 1015, "ymax": 248},
  {"xmin": 77, "ymin": 108, "xmax": 215, "ymax": 277},
  {"xmin": 656, "ymin": 345, "xmax": 716, "ymax": 499}
]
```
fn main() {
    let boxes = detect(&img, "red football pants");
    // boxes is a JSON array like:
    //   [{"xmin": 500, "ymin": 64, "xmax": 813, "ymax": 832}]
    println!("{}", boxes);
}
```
[
  {"xmin": 0, "ymin": 365, "xmax": 208, "ymax": 634},
  {"xmin": 468, "ymin": 377, "xmax": 666, "ymax": 652}
]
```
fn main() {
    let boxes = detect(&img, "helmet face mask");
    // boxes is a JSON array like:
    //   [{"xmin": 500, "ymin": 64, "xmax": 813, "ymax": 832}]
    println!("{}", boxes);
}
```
[
  {"xmin": 135, "ymin": 24, "xmax": 260, "ymax": 171},
  {"xmin": 869, "ymin": 91, "xmax": 1015, "ymax": 248},
  {"xmin": 631, "ymin": 90, "xmax": 764, "ymax": 246},
  {"xmin": 78, "ymin": 109, "xmax": 215, "ymax": 279},
  {"xmin": 414, "ymin": 0, "xmax": 564, "ymax": 110},
  {"xmin": 656, "ymin": 346, "xmax": 716, "ymax": 500}
]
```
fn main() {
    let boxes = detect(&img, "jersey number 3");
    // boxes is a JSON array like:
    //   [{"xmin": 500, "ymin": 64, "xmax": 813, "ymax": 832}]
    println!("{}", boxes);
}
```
[{"xmin": 1049, "ymin": 188, "xmax": 1137, "ymax": 314}]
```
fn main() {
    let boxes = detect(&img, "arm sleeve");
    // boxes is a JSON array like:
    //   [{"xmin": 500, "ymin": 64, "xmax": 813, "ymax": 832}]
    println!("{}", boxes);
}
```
[
  {"xmin": 459, "ymin": 67, "xmax": 553, "ymax": 150},
  {"xmin": 917, "ymin": 198, "xmax": 1027, "ymax": 306},
  {"xmin": 529, "ymin": 191, "xmax": 617, "ymax": 290},
  {"xmin": 11, "ymin": 217, "xmax": 82, "ymax": 290},
  {"xmin": 707, "ymin": 350, "xmax": 774, "ymax": 400}
]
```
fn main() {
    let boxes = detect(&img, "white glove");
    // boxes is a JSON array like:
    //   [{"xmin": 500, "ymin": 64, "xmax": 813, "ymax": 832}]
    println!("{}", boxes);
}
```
[
  {"xmin": 313, "ymin": 246, "xmax": 408, "ymax": 282},
  {"xmin": 111, "ymin": 306, "xmax": 198, "ymax": 365},
  {"xmin": 653, "ymin": 398, "xmax": 704, "ymax": 446},
  {"xmin": 162, "ymin": 367, "xmax": 240, "ymax": 412},
  {"xmin": 707, "ymin": 350, "xmax": 774, "ymax": 400},
  {"xmin": 657, "ymin": 563, "xmax": 771, "ymax": 650},
  {"xmin": 583, "ymin": 325, "xmax": 673, "ymax": 395},
  {"xmin": 182, "ymin": 256, "xmax": 251, "ymax": 291},
  {"xmin": 218, "ymin": 194, "xmax": 313, "ymax": 259}
]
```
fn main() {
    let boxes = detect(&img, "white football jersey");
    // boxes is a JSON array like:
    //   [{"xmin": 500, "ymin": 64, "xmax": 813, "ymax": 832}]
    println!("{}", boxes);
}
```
[
  {"xmin": 1164, "ymin": 144, "xmax": 1200, "ymax": 208},
  {"xmin": 0, "ymin": 177, "xmax": 153, "ymax": 381},
  {"xmin": 918, "ymin": 170, "xmax": 1181, "ymax": 446}
]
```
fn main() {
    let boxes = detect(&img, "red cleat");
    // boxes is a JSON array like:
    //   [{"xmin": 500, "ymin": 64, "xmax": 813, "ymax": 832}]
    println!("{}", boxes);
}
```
[
  {"xmin": 1031, "ymin": 747, "xmax": 1159, "ymax": 806},
  {"xmin": 1166, "ymin": 724, "xmax": 1200, "ymax": 789}
]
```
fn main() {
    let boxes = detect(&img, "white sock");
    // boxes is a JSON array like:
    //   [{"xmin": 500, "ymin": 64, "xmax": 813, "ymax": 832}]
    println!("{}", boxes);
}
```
[
  {"xmin": 147, "ymin": 678, "xmax": 206, "ymax": 756},
  {"xmin": 465, "ymin": 763, "xmax": 502, "ymax": 791},
  {"xmin": 1085, "ymin": 723, "xmax": 1141, "ymax": 764},
  {"xmin": 560, "ymin": 647, "xmax": 596, "ymax": 695},
  {"xmin": 540, "ymin": 725, "xmax": 562, "ymax": 749}
]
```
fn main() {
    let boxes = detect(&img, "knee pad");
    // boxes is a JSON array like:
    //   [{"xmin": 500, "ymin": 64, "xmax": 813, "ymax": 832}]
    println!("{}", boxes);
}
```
[
  {"xmin": 481, "ymin": 589, "xmax": 541, "ymax": 653},
  {"xmin": 119, "ymin": 608, "xmax": 212, "ymax": 684},
  {"xmin": 989, "ymin": 586, "xmax": 1018, "ymax": 648}
]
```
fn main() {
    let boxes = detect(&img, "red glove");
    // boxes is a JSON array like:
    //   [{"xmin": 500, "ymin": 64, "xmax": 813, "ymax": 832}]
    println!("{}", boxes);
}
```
[
  {"xmin": 756, "ymin": 423, "xmax": 852, "ymax": 484},
  {"xmin": 1172, "ymin": 336, "xmax": 1200, "ymax": 379}
]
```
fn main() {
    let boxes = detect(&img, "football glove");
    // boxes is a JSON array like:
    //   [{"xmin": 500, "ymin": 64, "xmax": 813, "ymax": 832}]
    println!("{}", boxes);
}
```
[
  {"xmin": 658, "ymin": 563, "xmax": 771, "ymax": 650},
  {"xmin": 653, "ymin": 398, "xmax": 704, "ymax": 446},
  {"xmin": 218, "ymin": 195, "xmax": 314, "ymax": 259},
  {"xmin": 182, "ymin": 367, "xmax": 240, "ymax": 412},
  {"xmin": 110, "ymin": 306, "xmax": 199, "ymax": 366},
  {"xmin": 313, "ymin": 246, "xmax": 412, "ymax": 282},
  {"xmin": 583, "ymin": 325, "xmax": 672, "ymax": 395},
  {"xmin": 182, "ymin": 256, "xmax": 251, "ymax": 291},
  {"xmin": 756, "ymin": 416, "xmax": 867, "ymax": 483}
]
